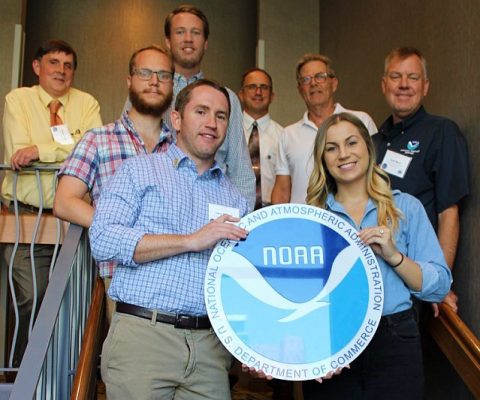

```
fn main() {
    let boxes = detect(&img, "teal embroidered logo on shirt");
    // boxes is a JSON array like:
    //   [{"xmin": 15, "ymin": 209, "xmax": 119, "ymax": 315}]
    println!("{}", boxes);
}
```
[
  {"xmin": 401, "ymin": 140, "xmax": 420, "ymax": 155},
  {"xmin": 407, "ymin": 141, "xmax": 420, "ymax": 151}
]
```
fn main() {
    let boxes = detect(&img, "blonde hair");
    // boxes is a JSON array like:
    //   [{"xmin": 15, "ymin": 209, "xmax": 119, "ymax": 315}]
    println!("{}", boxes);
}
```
[
  {"xmin": 306, "ymin": 112, "xmax": 402, "ymax": 231},
  {"xmin": 384, "ymin": 46, "xmax": 428, "ymax": 79}
]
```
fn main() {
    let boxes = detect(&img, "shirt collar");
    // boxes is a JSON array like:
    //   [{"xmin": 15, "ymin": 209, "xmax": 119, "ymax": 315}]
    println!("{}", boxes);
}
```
[
  {"xmin": 242, "ymin": 111, "xmax": 271, "ymax": 132},
  {"xmin": 326, "ymin": 193, "xmax": 377, "ymax": 216},
  {"xmin": 37, "ymin": 85, "xmax": 70, "ymax": 109},
  {"xmin": 121, "ymin": 110, "xmax": 173, "ymax": 145},
  {"xmin": 325, "ymin": 190, "xmax": 402, "ymax": 226},
  {"xmin": 174, "ymin": 70, "xmax": 204, "ymax": 86},
  {"xmin": 379, "ymin": 105, "xmax": 427, "ymax": 137},
  {"xmin": 302, "ymin": 103, "xmax": 344, "ymax": 130},
  {"xmin": 333, "ymin": 102, "xmax": 345, "ymax": 113},
  {"xmin": 167, "ymin": 143, "xmax": 223, "ymax": 177},
  {"xmin": 302, "ymin": 111, "xmax": 319, "ymax": 131}
]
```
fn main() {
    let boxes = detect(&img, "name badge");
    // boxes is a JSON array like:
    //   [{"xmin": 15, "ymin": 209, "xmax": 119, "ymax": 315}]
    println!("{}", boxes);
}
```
[
  {"xmin": 209, "ymin": 204, "xmax": 240, "ymax": 221},
  {"xmin": 51, "ymin": 124, "xmax": 74, "ymax": 145},
  {"xmin": 380, "ymin": 149, "xmax": 412, "ymax": 178}
]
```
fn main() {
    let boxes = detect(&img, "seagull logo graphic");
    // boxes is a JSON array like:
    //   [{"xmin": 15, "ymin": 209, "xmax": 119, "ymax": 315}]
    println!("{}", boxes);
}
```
[{"xmin": 220, "ymin": 245, "xmax": 358, "ymax": 322}]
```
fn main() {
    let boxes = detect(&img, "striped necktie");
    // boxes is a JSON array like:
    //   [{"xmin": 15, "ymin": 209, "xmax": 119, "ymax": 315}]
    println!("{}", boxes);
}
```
[{"xmin": 49, "ymin": 100, "xmax": 63, "ymax": 126}]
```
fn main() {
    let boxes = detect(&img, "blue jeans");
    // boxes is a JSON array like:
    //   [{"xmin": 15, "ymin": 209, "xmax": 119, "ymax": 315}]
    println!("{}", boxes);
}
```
[{"xmin": 303, "ymin": 308, "xmax": 423, "ymax": 400}]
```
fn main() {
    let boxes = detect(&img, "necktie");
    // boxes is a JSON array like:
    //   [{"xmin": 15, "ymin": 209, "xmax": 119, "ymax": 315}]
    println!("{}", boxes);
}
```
[
  {"xmin": 248, "ymin": 121, "xmax": 262, "ymax": 209},
  {"xmin": 49, "ymin": 100, "xmax": 63, "ymax": 126}
]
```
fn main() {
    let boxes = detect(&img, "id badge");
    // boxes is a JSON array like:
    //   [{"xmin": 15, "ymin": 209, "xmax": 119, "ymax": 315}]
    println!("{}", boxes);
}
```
[
  {"xmin": 50, "ymin": 124, "xmax": 74, "ymax": 145},
  {"xmin": 209, "ymin": 203, "xmax": 240, "ymax": 221},
  {"xmin": 380, "ymin": 149, "xmax": 412, "ymax": 178}
]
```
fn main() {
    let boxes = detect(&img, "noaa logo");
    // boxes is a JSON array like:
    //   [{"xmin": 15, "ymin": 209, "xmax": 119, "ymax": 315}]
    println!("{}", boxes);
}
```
[
  {"xmin": 401, "ymin": 140, "xmax": 420, "ymax": 155},
  {"xmin": 407, "ymin": 140, "xmax": 419, "ymax": 151},
  {"xmin": 205, "ymin": 204, "xmax": 383, "ymax": 381}
]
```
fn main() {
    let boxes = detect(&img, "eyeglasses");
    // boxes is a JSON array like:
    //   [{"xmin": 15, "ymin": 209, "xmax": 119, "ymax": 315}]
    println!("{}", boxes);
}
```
[
  {"xmin": 243, "ymin": 83, "xmax": 272, "ymax": 92},
  {"xmin": 298, "ymin": 72, "xmax": 335, "ymax": 85},
  {"xmin": 133, "ymin": 68, "xmax": 173, "ymax": 82}
]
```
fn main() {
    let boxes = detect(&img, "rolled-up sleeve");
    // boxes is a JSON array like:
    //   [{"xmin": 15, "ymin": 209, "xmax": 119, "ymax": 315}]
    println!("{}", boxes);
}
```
[
  {"xmin": 404, "ymin": 196, "xmax": 452, "ymax": 302},
  {"xmin": 89, "ymin": 160, "xmax": 144, "ymax": 267},
  {"xmin": 414, "ymin": 259, "xmax": 452, "ymax": 302}
]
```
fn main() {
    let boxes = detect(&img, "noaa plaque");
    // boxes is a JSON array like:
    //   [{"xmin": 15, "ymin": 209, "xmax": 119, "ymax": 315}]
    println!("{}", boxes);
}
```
[{"xmin": 205, "ymin": 204, "xmax": 384, "ymax": 381}]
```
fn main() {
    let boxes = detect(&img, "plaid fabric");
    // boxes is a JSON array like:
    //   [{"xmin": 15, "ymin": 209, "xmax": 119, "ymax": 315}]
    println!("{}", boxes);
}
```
[
  {"xmin": 90, "ymin": 144, "xmax": 249, "ymax": 314},
  {"xmin": 123, "ymin": 71, "xmax": 256, "ymax": 210},
  {"xmin": 59, "ymin": 111, "xmax": 172, "ymax": 277},
  {"xmin": 164, "ymin": 72, "xmax": 256, "ymax": 211}
]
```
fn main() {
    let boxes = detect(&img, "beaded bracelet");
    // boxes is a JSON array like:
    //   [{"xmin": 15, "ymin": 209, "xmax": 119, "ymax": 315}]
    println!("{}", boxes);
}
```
[{"xmin": 391, "ymin": 252, "xmax": 404, "ymax": 269}]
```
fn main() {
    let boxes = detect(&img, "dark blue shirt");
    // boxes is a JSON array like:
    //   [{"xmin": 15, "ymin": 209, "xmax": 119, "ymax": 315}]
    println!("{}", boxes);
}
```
[{"xmin": 373, "ymin": 106, "xmax": 469, "ymax": 230}]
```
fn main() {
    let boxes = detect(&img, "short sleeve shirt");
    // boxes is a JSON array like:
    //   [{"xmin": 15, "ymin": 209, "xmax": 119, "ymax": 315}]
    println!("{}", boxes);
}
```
[{"xmin": 373, "ymin": 106, "xmax": 469, "ymax": 230}]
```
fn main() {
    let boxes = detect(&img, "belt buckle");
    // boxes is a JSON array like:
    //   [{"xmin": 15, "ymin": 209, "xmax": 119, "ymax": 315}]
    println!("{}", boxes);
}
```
[{"xmin": 175, "ymin": 314, "xmax": 194, "ymax": 329}]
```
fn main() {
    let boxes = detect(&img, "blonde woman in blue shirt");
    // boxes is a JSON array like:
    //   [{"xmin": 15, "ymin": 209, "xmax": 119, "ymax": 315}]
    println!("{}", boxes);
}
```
[{"xmin": 304, "ymin": 112, "xmax": 451, "ymax": 399}]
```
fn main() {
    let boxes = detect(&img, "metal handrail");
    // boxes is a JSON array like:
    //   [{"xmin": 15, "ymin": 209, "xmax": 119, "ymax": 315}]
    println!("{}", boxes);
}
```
[
  {"xmin": 0, "ymin": 164, "xmax": 62, "ymax": 368},
  {"xmin": 2, "ymin": 165, "xmax": 480, "ymax": 398},
  {"xmin": 1, "ymin": 163, "xmax": 94, "ymax": 399},
  {"xmin": 8, "ymin": 224, "xmax": 96, "ymax": 399}
]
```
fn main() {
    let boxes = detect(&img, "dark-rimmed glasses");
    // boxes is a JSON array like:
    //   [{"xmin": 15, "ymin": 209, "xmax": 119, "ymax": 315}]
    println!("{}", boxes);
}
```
[
  {"xmin": 243, "ymin": 83, "xmax": 272, "ymax": 92},
  {"xmin": 133, "ymin": 68, "xmax": 173, "ymax": 82}
]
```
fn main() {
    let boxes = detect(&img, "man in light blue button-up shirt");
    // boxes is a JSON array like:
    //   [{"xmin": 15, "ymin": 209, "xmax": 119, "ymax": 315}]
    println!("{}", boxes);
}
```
[
  {"xmin": 91, "ymin": 80, "xmax": 249, "ymax": 400},
  {"xmin": 123, "ymin": 5, "xmax": 256, "ymax": 210}
]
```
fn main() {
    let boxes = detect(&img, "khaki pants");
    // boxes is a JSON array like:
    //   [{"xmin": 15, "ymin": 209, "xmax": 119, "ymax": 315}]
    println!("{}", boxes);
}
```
[
  {"xmin": 102, "ymin": 277, "xmax": 115, "ymax": 325},
  {"xmin": 101, "ymin": 311, "xmax": 232, "ymax": 400}
]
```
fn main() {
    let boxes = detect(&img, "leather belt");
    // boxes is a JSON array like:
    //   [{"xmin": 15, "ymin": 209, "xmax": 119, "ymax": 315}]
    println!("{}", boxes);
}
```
[
  {"xmin": 116, "ymin": 302, "xmax": 211, "ymax": 330},
  {"xmin": 10, "ymin": 201, "xmax": 51, "ymax": 214}
]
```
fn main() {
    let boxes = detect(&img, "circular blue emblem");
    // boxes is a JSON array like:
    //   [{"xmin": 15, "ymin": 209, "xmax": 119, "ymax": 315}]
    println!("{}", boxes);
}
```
[{"xmin": 205, "ymin": 204, "xmax": 383, "ymax": 380}]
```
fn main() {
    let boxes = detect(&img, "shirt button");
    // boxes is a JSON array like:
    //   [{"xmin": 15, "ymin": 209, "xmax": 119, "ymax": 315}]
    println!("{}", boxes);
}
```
[
  {"xmin": 401, "ymin": 131, "xmax": 404, "ymax": 134},
  {"xmin": 387, "ymin": 142, "xmax": 391, "ymax": 147}
]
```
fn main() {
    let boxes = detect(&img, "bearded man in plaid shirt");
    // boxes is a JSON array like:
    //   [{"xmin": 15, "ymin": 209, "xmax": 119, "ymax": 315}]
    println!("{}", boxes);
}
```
[{"xmin": 54, "ymin": 45, "xmax": 174, "ymax": 319}]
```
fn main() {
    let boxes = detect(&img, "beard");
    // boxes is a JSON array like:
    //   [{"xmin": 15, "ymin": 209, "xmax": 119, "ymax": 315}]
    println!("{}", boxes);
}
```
[{"xmin": 129, "ymin": 87, "xmax": 173, "ymax": 117}]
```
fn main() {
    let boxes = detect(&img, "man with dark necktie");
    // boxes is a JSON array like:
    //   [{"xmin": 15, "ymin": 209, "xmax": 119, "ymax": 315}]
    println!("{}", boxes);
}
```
[{"xmin": 239, "ymin": 68, "xmax": 283, "ymax": 210}]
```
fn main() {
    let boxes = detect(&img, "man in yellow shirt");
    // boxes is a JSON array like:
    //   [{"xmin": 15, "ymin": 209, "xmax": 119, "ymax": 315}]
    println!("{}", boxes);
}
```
[
  {"xmin": 1, "ymin": 39, "xmax": 102, "ymax": 365},
  {"xmin": 2, "ymin": 39, "xmax": 101, "ymax": 207}
]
